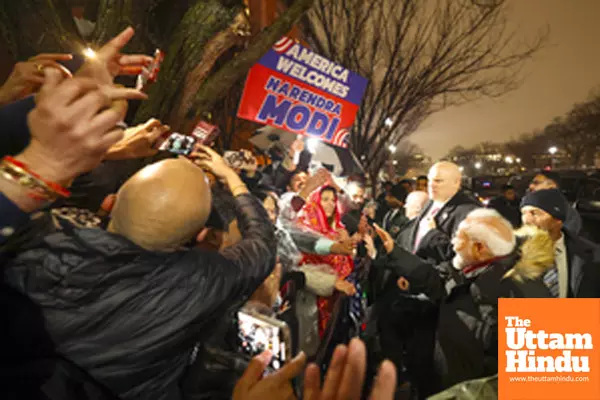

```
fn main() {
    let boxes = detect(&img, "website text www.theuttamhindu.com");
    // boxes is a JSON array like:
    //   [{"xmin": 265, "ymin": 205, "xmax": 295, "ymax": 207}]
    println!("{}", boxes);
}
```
[{"xmin": 509, "ymin": 376, "xmax": 590, "ymax": 383}]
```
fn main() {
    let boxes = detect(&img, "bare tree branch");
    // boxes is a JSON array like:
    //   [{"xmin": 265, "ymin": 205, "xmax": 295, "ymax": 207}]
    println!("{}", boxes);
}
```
[{"xmin": 301, "ymin": 0, "xmax": 547, "ymax": 178}]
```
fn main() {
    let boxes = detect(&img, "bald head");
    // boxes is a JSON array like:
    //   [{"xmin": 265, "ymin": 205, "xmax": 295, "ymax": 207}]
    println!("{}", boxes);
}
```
[
  {"xmin": 405, "ymin": 191, "xmax": 429, "ymax": 220},
  {"xmin": 428, "ymin": 162, "xmax": 462, "ymax": 203},
  {"xmin": 109, "ymin": 158, "xmax": 212, "ymax": 251},
  {"xmin": 452, "ymin": 208, "xmax": 516, "ymax": 270}
]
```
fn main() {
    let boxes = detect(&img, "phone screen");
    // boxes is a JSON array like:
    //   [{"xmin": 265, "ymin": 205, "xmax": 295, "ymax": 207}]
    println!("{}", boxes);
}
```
[
  {"xmin": 159, "ymin": 133, "xmax": 196, "ymax": 156},
  {"xmin": 191, "ymin": 121, "xmax": 220, "ymax": 146},
  {"xmin": 237, "ymin": 311, "xmax": 287, "ymax": 371}
]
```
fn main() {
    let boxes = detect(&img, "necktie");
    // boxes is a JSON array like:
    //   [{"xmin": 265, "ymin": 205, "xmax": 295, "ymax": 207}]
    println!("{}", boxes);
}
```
[
  {"xmin": 544, "ymin": 245, "xmax": 562, "ymax": 297},
  {"xmin": 543, "ymin": 267, "xmax": 559, "ymax": 297},
  {"xmin": 414, "ymin": 207, "xmax": 439, "ymax": 252},
  {"xmin": 384, "ymin": 210, "xmax": 396, "ymax": 231}
]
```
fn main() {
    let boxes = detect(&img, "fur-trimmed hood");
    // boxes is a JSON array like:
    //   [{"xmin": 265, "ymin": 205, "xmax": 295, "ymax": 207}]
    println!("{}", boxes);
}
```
[{"xmin": 505, "ymin": 226, "xmax": 555, "ymax": 282}]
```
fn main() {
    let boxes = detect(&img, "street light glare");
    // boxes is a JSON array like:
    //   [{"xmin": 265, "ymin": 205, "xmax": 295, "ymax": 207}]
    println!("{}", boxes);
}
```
[
  {"xmin": 505, "ymin": 156, "xmax": 513, "ymax": 164},
  {"xmin": 388, "ymin": 144, "xmax": 397, "ymax": 153},
  {"xmin": 474, "ymin": 162, "xmax": 482, "ymax": 169},
  {"xmin": 548, "ymin": 146, "xmax": 558, "ymax": 155},
  {"xmin": 83, "ymin": 47, "xmax": 97, "ymax": 59}
]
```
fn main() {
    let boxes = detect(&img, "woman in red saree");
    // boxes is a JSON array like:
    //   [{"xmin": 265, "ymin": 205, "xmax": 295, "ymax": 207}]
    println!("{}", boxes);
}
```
[{"xmin": 297, "ymin": 185, "xmax": 355, "ymax": 338}]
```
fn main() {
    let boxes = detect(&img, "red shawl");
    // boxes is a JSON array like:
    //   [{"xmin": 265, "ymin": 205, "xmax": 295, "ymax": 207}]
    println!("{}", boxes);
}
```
[{"xmin": 297, "ymin": 187, "xmax": 354, "ymax": 337}]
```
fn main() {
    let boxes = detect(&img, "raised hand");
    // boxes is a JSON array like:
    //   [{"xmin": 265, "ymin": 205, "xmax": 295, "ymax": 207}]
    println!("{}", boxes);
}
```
[
  {"xmin": 0, "ymin": 53, "xmax": 73, "ymax": 105},
  {"xmin": 21, "ymin": 68, "xmax": 146, "ymax": 184},
  {"xmin": 76, "ymin": 27, "xmax": 153, "ymax": 85},
  {"xmin": 232, "ymin": 351, "xmax": 306, "ymax": 400},
  {"xmin": 303, "ymin": 338, "xmax": 396, "ymax": 400},
  {"xmin": 373, "ymin": 223, "xmax": 394, "ymax": 254},
  {"xmin": 330, "ymin": 239, "xmax": 355, "ymax": 256},
  {"xmin": 105, "ymin": 118, "xmax": 170, "ymax": 160}
]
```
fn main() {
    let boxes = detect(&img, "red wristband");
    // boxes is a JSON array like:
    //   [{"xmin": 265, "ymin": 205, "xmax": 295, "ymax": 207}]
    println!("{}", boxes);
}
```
[{"xmin": 3, "ymin": 156, "xmax": 71, "ymax": 198}]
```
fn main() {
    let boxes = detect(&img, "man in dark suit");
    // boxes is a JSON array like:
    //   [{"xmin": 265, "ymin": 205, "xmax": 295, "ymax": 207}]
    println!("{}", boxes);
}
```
[
  {"xmin": 375, "ymin": 181, "xmax": 393, "ymax": 224},
  {"xmin": 521, "ymin": 189, "xmax": 600, "ymax": 298},
  {"xmin": 382, "ymin": 183, "xmax": 410, "ymax": 240},
  {"xmin": 409, "ymin": 161, "xmax": 480, "ymax": 264}
]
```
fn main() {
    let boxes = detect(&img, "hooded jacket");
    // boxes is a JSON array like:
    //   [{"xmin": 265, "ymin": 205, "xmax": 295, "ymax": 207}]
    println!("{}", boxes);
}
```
[{"xmin": 3, "ymin": 194, "xmax": 275, "ymax": 400}]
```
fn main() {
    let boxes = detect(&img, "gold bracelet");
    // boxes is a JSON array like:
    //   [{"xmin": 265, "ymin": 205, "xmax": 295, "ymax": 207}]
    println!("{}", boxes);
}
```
[{"xmin": 0, "ymin": 161, "xmax": 57, "ymax": 201}]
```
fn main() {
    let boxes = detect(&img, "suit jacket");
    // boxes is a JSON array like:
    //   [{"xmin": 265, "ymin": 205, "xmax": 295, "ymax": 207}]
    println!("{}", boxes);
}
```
[
  {"xmin": 564, "ymin": 230, "xmax": 600, "ymax": 298},
  {"xmin": 382, "ymin": 208, "xmax": 410, "ymax": 239},
  {"xmin": 409, "ymin": 191, "xmax": 481, "ymax": 265},
  {"xmin": 397, "ymin": 218, "xmax": 417, "ymax": 253}
]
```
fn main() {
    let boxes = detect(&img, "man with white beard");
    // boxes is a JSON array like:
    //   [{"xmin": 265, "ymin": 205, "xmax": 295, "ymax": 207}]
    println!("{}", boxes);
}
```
[{"xmin": 373, "ymin": 208, "xmax": 552, "ymax": 392}]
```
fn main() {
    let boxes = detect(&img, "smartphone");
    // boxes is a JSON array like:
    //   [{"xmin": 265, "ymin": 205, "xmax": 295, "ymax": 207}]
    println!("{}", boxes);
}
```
[
  {"xmin": 159, "ymin": 132, "xmax": 196, "ymax": 156},
  {"xmin": 136, "ymin": 49, "xmax": 164, "ymax": 91},
  {"xmin": 191, "ymin": 121, "xmax": 220, "ymax": 146},
  {"xmin": 237, "ymin": 309, "xmax": 292, "ymax": 372},
  {"xmin": 223, "ymin": 151, "xmax": 257, "ymax": 171}
]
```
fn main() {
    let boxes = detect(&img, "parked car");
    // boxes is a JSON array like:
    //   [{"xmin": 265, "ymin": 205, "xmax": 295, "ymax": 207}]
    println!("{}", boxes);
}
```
[
  {"xmin": 465, "ymin": 175, "xmax": 511, "ymax": 205},
  {"xmin": 508, "ymin": 170, "xmax": 588, "ymax": 202}
]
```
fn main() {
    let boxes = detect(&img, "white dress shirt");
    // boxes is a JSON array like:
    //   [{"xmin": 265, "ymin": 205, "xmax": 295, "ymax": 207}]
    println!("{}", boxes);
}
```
[
  {"xmin": 414, "ymin": 201, "xmax": 444, "ymax": 251},
  {"xmin": 554, "ymin": 234, "xmax": 569, "ymax": 298}
]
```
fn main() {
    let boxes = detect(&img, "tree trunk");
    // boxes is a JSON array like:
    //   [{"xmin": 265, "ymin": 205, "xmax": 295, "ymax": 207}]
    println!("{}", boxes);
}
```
[
  {"xmin": 90, "ymin": 0, "xmax": 156, "ymax": 54},
  {"xmin": 181, "ymin": 0, "xmax": 315, "ymax": 129},
  {"xmin": 132, "ymin": 0, "xmax": 245, "ymax": 128},
  {"xmin": 0, "ymin": 0, "xmax": 81, "ymax": 60}
]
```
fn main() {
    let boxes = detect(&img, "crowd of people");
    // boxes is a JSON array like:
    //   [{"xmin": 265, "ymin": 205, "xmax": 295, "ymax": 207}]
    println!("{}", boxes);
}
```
[{"xmin": 1, "ymin": 28, "xmax": 599, "ymax": 400}]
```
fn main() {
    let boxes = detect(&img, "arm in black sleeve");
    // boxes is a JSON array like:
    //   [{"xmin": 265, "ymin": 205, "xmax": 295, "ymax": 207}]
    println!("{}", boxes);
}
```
[
  {"xmin": 171, "ymin": 193, "xmax": 277, "ymax": 346},
  {"xmin": 218, "ymin": 193, "xmax": 277, "ymax": 293},
  {"xmin": 415, "ymin": 228, "xmax": 454, "ymax": 265},
  {"xmin": 375, "ymin": 245, "xmax": 446, "ymax": 303},
  {"xmin": 0, "ymin": 97, "xmax": 35, "ymax": 157}
]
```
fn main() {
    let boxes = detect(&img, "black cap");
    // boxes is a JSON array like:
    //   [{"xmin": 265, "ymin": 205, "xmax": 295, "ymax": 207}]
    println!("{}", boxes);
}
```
[
  {"xmin": 389, "ymin": 183, "xmax": 408, "ymax": 202},
  {"xmin": 521, "ymin": 189, "xmax": 567, "ymax": 222}
]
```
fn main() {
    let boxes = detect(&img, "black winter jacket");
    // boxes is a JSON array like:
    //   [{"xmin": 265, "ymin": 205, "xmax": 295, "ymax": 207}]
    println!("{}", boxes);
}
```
[
  {"xmin": 406, "ymin": 191, "xmax": 480, "ymax": 265},
  {"xmin": 4, "ymin": 194, "xmax": 276, "ymax": 400},
  {"xmin": 373, "ymin": 246, "xmax": 550, "ymax": 391}
]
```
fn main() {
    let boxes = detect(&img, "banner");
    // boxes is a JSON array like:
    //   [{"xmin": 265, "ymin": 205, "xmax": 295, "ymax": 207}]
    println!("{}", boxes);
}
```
[
  {"xmin": 498, "ymin": 298, "xmax": 600, "ymax": 400},
  {"xmin": 237, "ymin": 37, "xmax": 368, "ymax": 148}
]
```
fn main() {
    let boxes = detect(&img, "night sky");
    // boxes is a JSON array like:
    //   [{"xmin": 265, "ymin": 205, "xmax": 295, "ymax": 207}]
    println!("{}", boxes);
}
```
[{"xmin": 412, "ymin": 0, "xmax": 600, "ymax": 160}]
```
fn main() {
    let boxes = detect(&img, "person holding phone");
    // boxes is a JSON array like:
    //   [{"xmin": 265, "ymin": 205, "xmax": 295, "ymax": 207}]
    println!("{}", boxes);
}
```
[{"xmin": 4, "ymin": 147, "xmax": 277, "ymax": 400}]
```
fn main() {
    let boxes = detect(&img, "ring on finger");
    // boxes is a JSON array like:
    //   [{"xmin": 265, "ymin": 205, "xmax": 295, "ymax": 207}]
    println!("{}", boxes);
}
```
[{"xmin": 35, "ymin": 64, "xmax": 44, "ymax": 73}]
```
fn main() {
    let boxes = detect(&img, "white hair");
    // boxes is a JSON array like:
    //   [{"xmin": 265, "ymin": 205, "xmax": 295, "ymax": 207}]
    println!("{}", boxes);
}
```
[{"xmin": 459, "ymin": 208, "xmax": 516, "ymax": 257}]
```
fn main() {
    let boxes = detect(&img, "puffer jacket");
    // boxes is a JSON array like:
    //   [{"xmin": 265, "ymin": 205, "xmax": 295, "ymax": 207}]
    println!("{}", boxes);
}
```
[{"xmin": 3, "ymin": 194, "xmax": 275, "ymax": 400}]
